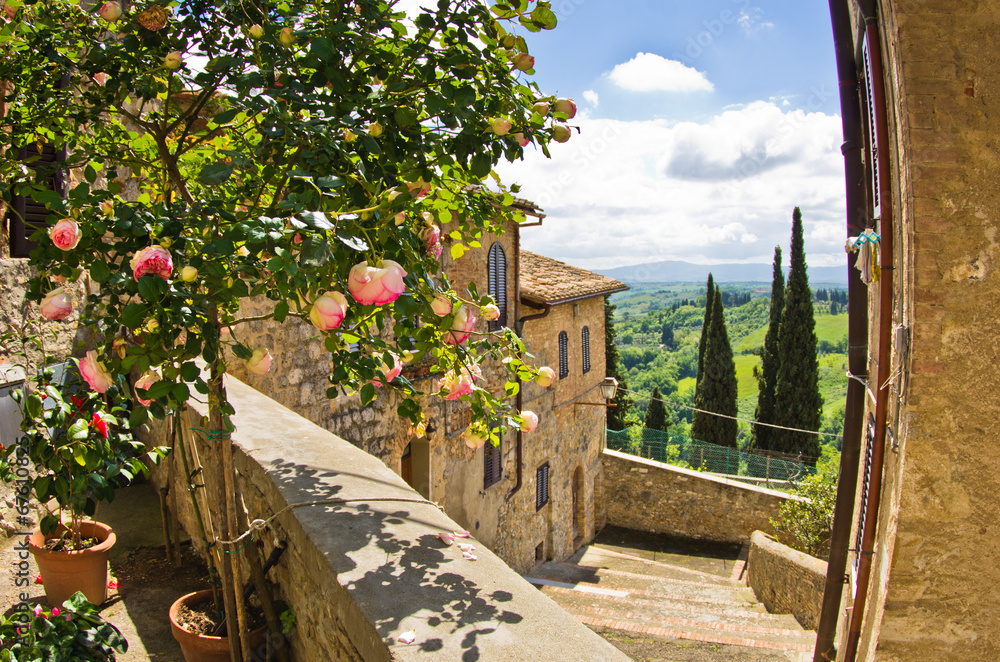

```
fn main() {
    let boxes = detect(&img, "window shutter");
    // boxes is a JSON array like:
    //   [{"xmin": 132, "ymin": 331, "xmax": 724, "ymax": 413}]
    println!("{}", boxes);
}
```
[
  {"xmin": 8, "ymin": 143, "xmax": 66, "ymax": 258},
  {"xmin": 859, "ymin": 29, "xmax": 889, "ymax": 224},
  {"xmin": 558, "ymin": 331, "xmax": 569, "ymax": 379},
  {"xmin": 582, "ymin": 326, "xmax": 591, "ymax": 374},
  {"xmin": 853, "ymin": 414, "xmax": 876, "ymax": 592},
  {"xmin": 535, "ymin": 462, "xmax": 550, "ymax": 510},
  {"xmin": 484, "ymin": 430, "xmax": 503, "ymax": 488},
  {"xmin": 487, "ymin": 242, "xmax": 507, "ymax": 331}
]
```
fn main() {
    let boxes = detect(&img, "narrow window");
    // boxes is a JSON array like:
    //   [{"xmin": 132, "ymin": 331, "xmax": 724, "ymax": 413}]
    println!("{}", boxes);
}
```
[
  {"xmin": 558, "ymin": 331, "xmax": 569, "ymax": 379},
  {"xmin": 582, "ymin": 326, "xmax": 591, "ymax": 374},
  {"xmin": 535, "ymin": 462, "xmax": 550, "ymax": 510},
  {"xmin": 484, "ymin": 428, "xmax": 503, "ymax": 489},
  {"xmin": 487, "ymin": 242, "xmax": 508, "ymax": 331},
  {"xmin": 7, "ymin": 143, "xmax": 66, "ymax": 258}
]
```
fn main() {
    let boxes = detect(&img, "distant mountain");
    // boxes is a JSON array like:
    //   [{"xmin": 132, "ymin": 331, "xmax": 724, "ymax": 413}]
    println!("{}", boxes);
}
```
[{"xmin": 599, "ymin": 260, "xmax": 848, "ymax": 285}]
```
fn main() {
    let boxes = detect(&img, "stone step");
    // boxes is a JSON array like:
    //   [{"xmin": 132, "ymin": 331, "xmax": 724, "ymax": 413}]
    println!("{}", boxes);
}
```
[{"xmin": 578, "ymin": 544, "xmax": 747, "ymax": 588}]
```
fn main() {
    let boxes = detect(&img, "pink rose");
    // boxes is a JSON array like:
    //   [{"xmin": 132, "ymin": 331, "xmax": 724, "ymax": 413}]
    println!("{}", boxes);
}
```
[
  {"xmin": 79, "ymin": 350, "xmax": 114, "ymax": 394},
  {"xmin": 431, "ymin": 294, "xmax": 452, "ymax": 317},
  {"xmin": 532, "ymin": 101, "xmax": 550, "ymax": 116},
  {"xmin": 444, "ymin": 305, "xmax": 476, "ymax": 345},
  {"xmin": 513, "ymin": 132, "xmax": 530, "ymax": 147},
  {"xmin": 49, "ymin": 218, "xmax": 80, "ymax": 251},
  {"xmin": 372, "ymin": 352, "xmax": 402, "ymax": 386},
  {"xmin": 133, "ymin": 371, "xmax": 158, "ymax": 406},
  {"xmin": 33, "ymin": 604, "xmax": 43, "ymax": 618},
  {"xmin": 40, "ymin": 288, "xmax": 73, "ymax": 320},
  {"xmin": 246, "ymin": 348, "xmax": 272, "ymax": 376},
  {"xmin": 406, "ymin": 179, "xmax": 431, "ymax": 198},
  {"xmin": 310, "ymin": 291, "xmax": 349, "ymax": 331},
  {"xmin": 463, "ymin": 428, "xmax": 488, "ymax": 450},
  {"xmin": 520, "ymin": 411, "xmax": 539, "ymax": 433},
  {"xmin": 490, "ymin": 117, "xmax": 511, "ymax": 136},
  {"xmin": 535, "ymin": 366, "xmax": 555, "ymax": 387},
  {"xmin": 481, "ymin": 303, "xmax": 500, "ymax": 322},
  {"xmin": 438, "ymin": 364, "xmax": 481, "ymax": 401},
  {"xmin": 348, "ymin": 260, "xmax": 407, "ymax": 305},
  {"xmin": 130, "ymin": 245, "xmax": 173, "ymax": 280},
  {"xmin": 512, "ymin": 52, "xmax": 535, "ymax": 71},
  {"xmin": 552, "ymin": 124, "xmax": 571, "ymax": 143},
  {"xmin": 98, "ymin": 1, "xmax": 122, "ymax": 22},
  {"xmin": 419, "ymin": 224, "xmax": 441, "ymax": 250},
  {"xmin": 92, "ymin": 72, "xmax": 109, "ymax": 86},
  {"xmin": 554, "ymin": 97, "xmax": 577, "ymax": 119},
  {"xmin": 428, "ymin": 242, "xmax": 443, "ymax": 260}
]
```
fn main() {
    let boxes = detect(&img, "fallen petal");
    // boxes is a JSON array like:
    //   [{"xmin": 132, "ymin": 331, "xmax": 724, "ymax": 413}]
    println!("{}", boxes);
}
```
[
  {"xmin": 453, "ymin": 530, "xmax": 471, "ymax": 538},
  {"xmin": 458, "ymin": 543, "xmax": 476, "ymax": 553},
  {"xmin": 462, "ymin": 552, "xmax": 477, "ymax": 561},
  {"xmin": 438, "ymin": 532, "xmax": 455, "ymax": 546},
  {"xmin": 398, "ymin": 629, "xmax": 417, "ymax": 644}
]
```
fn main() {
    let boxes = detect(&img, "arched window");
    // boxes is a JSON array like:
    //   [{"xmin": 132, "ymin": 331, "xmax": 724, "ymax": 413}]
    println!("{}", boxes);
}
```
[
  {"xmin": 582, "ymin": 326, "xmax": 591, "ymax": 374},
  {"xmin": 487, "ymin": 242, "xmax": 507, "ymax": 331},
  {"xmin": 558, "ymin": 331, "xmax": 569, "ymax": 379}
]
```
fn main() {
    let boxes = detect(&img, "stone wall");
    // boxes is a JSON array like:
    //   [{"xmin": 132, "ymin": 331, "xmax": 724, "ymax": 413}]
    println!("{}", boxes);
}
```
[
  {"xmin": 843, "ymin": 3, "xmax": 1000, "ymax": 660},
  {"xmin": 603, "ymin": 449, "xmax": 792, "ymax": 543},
  {"xmin": 148, "ymin": 372, "xmax": 630, "ymax": 662},
  {"xmin": 746, "ymin": 531, "xmax": 826, "ymax": 630}
]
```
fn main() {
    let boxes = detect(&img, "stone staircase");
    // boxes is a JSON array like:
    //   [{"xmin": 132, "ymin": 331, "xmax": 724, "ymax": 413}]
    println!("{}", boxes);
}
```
[{"xmin": 525, "ymin": 542, "xmax": 816, "ymax": 661}]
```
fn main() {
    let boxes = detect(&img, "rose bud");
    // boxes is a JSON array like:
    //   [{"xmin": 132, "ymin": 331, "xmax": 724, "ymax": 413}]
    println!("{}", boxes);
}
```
[
  {"xmin": 532, "ymin": 101, "xmax": 550, "ymax": 116},
  {"xmin": 130, "ymin": 245, "xmax": 173, "ymax": 280},
  {"xmin": 431, "ymin": 294, "xmax": 452, "ymax": 317},
  {"xmin": 310, "ymin": 291, "xmax": 349, "ymax": 331},
  {"xmin": 519, "ymin": 411, "xmax": 539, "ymax": 433},
  {"xmin": 512, "ymin": 52, "xmax": 535, "ymax": 71},
  {"xmin": 552, "ymin": 124, "xmax": 571, "ymax": 143},
  {"xmin": 49, "ymin": 218, "xmax": 80, "ymax": 251},
  {"xmin": 180, "ymin": 266, "xmax": 198, "ymax": 282},
  {"xmin": 40, "ymin": 288, "xmax": 73, "ymax": 321},
  {"xmin": 344, "ymin": 129, "xmax": 358, "ymax": 142},
  {"xmin": 406, "ymin": 179, "xmax": 432, "ymax": 198},
  {"xmin": 134, "ymin": 371, "xmax": 158, "ymax": 406},
  {"xmin": 92, "ymin": 72, "xmax": 109, "ymax": 86},
  {"xmin": 513, "ymin": 132, "xmax": 530, "ymax": 147},
  {"xmin": 79, "ymin": 350, "xmax": 114, "ymax": 393},
  {"xmin": 372, "ymin": 352, "xmax": 402, "ymax": 386},
  {"xmin": 368, "ymin": 122, "xmax": 383, "ymax": 137},
  {"xmin": 112, "ymin": 338, "xmax": 128, "ymax": 359},
  {"xmin": 394, "ymin": 212, "xmax": 406, "ymax": 226},
  {"xmin": 535, "ymin": 366, "xmax": 556, "ymax": 387},
  {"xmin": 554, "ymin": 97, "xmax": 577, "ymax": 119},
  {"xmin": 246, "ymin": 348, "xmax": 273, "ymax": 376},
  {"xmin": 164, "ymin": 51, "xmax": 183, "ymax": 70},
  {"xmin": 279, "ymin": 27, "xmax": 296, "ymax": 46},
  {"xmin": 444, "ymin": 305, "xmax": 477, "ymax": 345},
  {"xmin": 481, "ymin": 303, "xmax": 500, "ymax": 322},
  {"xmin": 248, "ymin": 24, "xmax": 264, "ymax": 39},
  {"xmin": 98, "ymin": 1, "xmax": 122, "ymax": 22},
  {"xmin": 348, "ymin": 260, "xmax": 407, "ymax": 305},
  {"xmin": 489, "ymin": 117, "xmax": 511, "ymax": 136},
  {"xmin": 463, "ymin": 428, "xmax": 488, "ymax": 450},
  {"xmin": 401, "ymin": 350, "xmax": 415, "ymax": 364},
  {"xmin": 99, "ymin": 200, "xmax": 114, "ymax": 216}
]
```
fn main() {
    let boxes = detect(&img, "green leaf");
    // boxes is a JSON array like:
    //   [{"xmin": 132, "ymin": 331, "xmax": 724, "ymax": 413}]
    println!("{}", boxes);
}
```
[
  {"xmin": 68, "ymin": 419, "xmax": 89, "ymax": 441},
  {"xmin": 214, "ymin": 108, "xmax": 239, "ymax": 125},
  {"xmin": 274, "ymin": 300, "xmax": 289, "ymax": 323},
  {"xmin": 394, "ymin": 107, "xmax": 418, "ymax": 127},
  {"xmin": 470, "ymin": 153, "xmax": 491, "ymax": 178},
  {"xmin": 121, "ymin": 303, "xmax": 148, "ymax": 329},
  {"xmin": 89, "ymin": 260, "xmax": 112, "ymax": 283},
  {"xmin": 128, "ymin": 406, "xmax": 148, "ymax": 428},
  {"xmin": 198, "ymin": 162, "xmax": 234, "ymax": 186},
  {"xmin": 145, "ymin": 380, "xmax": 175, "ymax": 401},
  {"xmin": 310, "ymin": 37, "xmax": 339, "ymax": 62},
  {"xmin": 337, "ymin": 234, "xmax": 368, "ymax": 251},
  {"xmin": 315, "ymin": 176, "xmax": 344, "ymax": 190},
  {"xmin": 171, "ymin": 383, "xmax": 190, "ymax": 403},
  {"xmin": 297, "ymin": 211, "xmax": 335, "ymax": 230},
  {"xmin": 530, "ymin": 4, "xmax": 558, "ymax": 29},
  {"xmin": 360, "ymin": 383, "xmax": 376, "ymax": 406},
  {"xmin": 181, "ymin": 362, "xmax": 200, "ymax": 381},
  {"xmin": 137, "ymin": 274, "xmax": 164, "ymax": 303}
]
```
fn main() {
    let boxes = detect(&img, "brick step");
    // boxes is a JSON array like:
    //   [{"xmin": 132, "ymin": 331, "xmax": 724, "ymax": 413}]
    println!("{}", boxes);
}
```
[
  {"xmin": 581, "ymin": 544, "xmax": 743, "ymax": 586},
  {"xmin": 571, "ymin": 606, "xmax": 816, "ymax": 653},
  {"xmin": 539, "ymin": 585, "xmax": 799, "ymax": 626}
]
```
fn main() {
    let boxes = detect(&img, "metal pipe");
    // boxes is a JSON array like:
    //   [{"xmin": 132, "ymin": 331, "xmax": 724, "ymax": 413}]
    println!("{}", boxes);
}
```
[
  {"xmin": 844, "ymin": 16, "xmax": 896, "ymax": 661},
  {"xmin": 813, "ymin": 0, "xmax": 870, "ymax": 659},
  {"xmin": 508, "ymin": 224, "xmax": 524, "ymax": 500}
]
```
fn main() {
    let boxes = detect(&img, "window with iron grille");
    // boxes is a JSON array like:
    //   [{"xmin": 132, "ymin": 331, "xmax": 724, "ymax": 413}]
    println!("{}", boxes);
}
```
[
  {"xmin": 535, "ymin": 462, "xmax": 550, "ymax": 510},
  {"xmin": 558, "ymin": 331, "xmax": 568, "ymax": 379},
  {"xmin": 7, "ymin": 143, "xmax": 66, "ymax": 258},
  {"xmin": 487, "ymin": 242, "xmax": 508, "ymax": 331},
  {"xmin": 484, "ymin": 428, "xmax": 503, "ymax": 489},
  {"xmin": 581, "ymin": 326, "xmax": 591, "ymax": 374},
  {"xmin": 854, "ymin": 413, "xmax": 877, "ymax": 583}
]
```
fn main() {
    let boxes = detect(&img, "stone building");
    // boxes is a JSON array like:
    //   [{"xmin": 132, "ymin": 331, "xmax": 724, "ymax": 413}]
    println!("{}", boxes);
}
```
[{"xmin": 822, "ymin": 1, "xmax": 1000, "ymax": 661}]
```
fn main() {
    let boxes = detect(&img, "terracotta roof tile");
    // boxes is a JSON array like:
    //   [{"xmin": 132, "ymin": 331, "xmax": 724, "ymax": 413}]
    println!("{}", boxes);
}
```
[{"xmin": 519, "ymin": 251, "xmax": 628, "ymax": 305}]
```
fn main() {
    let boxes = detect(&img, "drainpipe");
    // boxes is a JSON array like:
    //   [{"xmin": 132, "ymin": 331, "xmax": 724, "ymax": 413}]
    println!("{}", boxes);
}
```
[
  {"xmin": 507, "ymin": 224, "xmax": 526, "ymax": 500},
  {"xmin": 843, "ymin": 12, "xmax": 895, "ymax": 661},
  {"xmin": 813, "ymin": 1, "xmax": 870, "ymax": 659}
]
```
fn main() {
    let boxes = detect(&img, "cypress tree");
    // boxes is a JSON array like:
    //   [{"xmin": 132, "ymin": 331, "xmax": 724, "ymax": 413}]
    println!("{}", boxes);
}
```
[
  {"xmin": 772, "ymin": 208, "xmax": 823, "ymax": 463},
  {"xmin": 691, "ymin": 287, "xmax": 738, "ymax": 448},
  {"xmin": 604, "ymin": 296, "xmax": 635, "ymax": 431},
  {"xmin": 753, "ymin": 246, "xmax": 785, "ymax": 451},
  {"xmin": 695, "ymin": 273, "xmax": 715, "ymax": 390},
  {"xmin": 644, "ymin": 386, "xmax": 669, "ymax": 431}
]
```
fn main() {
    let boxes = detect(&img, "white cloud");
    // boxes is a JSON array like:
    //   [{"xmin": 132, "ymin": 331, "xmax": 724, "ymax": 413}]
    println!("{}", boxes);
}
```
[
  {"xmin": 738, "ymin": 8, "xmax": 775, "ymax": 35},
  {"xmin": 608, "ymin": 53, "xmax": 713, "ymax": 93},
  {"xmin": 495, "ymin": 102, "xmax": 845, "ymax": 271},
  {"xmin": 583, "ymin": 90, "xmax": 599, "ymax": 107}
]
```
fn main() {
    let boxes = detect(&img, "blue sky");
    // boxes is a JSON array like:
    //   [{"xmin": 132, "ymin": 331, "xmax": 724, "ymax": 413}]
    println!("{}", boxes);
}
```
[{"xmin": 488, "ymin": 0, "xmax": 848, "ymax": 271}]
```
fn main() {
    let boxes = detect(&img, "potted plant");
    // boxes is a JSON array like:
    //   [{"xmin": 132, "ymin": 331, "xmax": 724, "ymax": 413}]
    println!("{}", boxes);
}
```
[
  {"xmin": 168, "ymin": 590, "xmax": 268, "ymax": 662},
  {"xmin": 0, "ymin": 591, "xmax": 128, "ymax": 661},
  {"xmin": 0, "ymin": 358, "xmax": 163, "ymax": 606}
]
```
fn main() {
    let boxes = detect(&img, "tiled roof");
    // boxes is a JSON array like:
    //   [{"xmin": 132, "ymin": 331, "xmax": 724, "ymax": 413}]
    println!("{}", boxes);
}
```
[{"xmin": 519, "ymin": 251, "xmax": 628, "ymax": 305}]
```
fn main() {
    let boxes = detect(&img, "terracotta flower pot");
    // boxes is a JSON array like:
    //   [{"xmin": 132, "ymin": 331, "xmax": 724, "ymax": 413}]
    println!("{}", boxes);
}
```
[
  {"xmin": 169, "ymin": 590, "xmax": 269, "ymax": 662},
  {"xmin": 29, "ymin": 520, "xmax": 116, "ymax": 607}
]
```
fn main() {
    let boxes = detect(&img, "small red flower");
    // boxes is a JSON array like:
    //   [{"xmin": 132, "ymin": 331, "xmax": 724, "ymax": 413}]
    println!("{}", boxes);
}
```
[
  {"xmin": 107, "ymin": 577, "xmax": 120, "ymax": 590},
  {"xmin": 71, "ymin": 395, "xmax": 86, "ymax": 410},
  {"xmin": 34, "ymin": 574, "xmax": 43, "ymax": 584},
  {"xmin": 90, "ymin": 413, "xmax": 109, "ymax": 439}
]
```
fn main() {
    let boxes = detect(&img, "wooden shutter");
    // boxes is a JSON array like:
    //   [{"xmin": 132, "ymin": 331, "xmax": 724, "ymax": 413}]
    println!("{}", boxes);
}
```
[
  {"xmin": 558, "ymin": 331, "xmax": 569, "ymax": 379},
  {"xmin": 484, "ymin": 429, "xmax": 503, "ymax": 488},
  {"xmin": 582, "ymin": 326, "xmax": 591, "ymax": 374},
  {"xmin": 487, "ymin": 242, "xmax": 507, "ymax": 331},
  {"xmin": 853, "ymin": 414, "xmax": 877, "ymax": 592},
  {"xmin": 535, "ymin": 462, "xmax": 550, "ymax": 510},
  {"xmin": 8, "ymin": 143, "xmax": 66, "ymax": 257},
  {"xmin": 859, "ymin": 29, "xmax": 890, "ymax": 224}
]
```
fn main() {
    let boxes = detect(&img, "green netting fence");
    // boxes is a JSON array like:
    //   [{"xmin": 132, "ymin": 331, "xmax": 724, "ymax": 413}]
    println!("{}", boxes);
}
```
[{"xmin": 606, "ymin": 428, "xmax": 817, "ymax": 484}]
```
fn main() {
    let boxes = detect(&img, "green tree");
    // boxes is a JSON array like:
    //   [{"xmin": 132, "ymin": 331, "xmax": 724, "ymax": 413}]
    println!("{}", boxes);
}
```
[
  {"xmin": 695, "ymin": 273, "xmax": 715, "ymax": 390},
  {"xmin": 770, "ymin": 468, "xmax": 837, "ymax": 558},
  {"xmin": 691, "ymin": 288, "xmax": 737, "ymax": 448},
  {"xmin": 753, "ymin": 247, "xmax": 784, "ymax": 451},
  {"xmin": 644, "ymin": 386, "xmax": 669, "ymax": 431},
  {"xmin": 660, "ymin": 322, "xmax": 675, "ymax": 349},
  {"xmin": 772, "ymin": 208, "xmax": 823, "ymax": 463},
  {"xmin": 605, "ymin": 296, "xmax": 635, "ymax": 431}
]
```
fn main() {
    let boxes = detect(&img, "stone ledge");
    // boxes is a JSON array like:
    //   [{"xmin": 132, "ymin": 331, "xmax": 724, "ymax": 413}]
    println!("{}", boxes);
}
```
[
  {"xmin": 746, "ymin": 531, "xmax": 826, "ymax": 630},
  {"xmin": 173, "ymin": 374, "xmax": 629, "ymax": 662}
]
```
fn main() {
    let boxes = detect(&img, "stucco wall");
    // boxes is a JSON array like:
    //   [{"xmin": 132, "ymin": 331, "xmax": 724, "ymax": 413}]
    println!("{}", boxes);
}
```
[
  {"xmin": 148, "ymin": 372, "xmax": 630, "ymax": 662},
  {"xmin": 843, "ymin": 2, "xmax": 1000, "ymax": 660},
  {"xmin": 603, "ymin": 449, "xmax": 791, "ymax": 543},
  {"xmin": 747, "ymin": 531, "xmax": 826, "ymax": 630}
]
